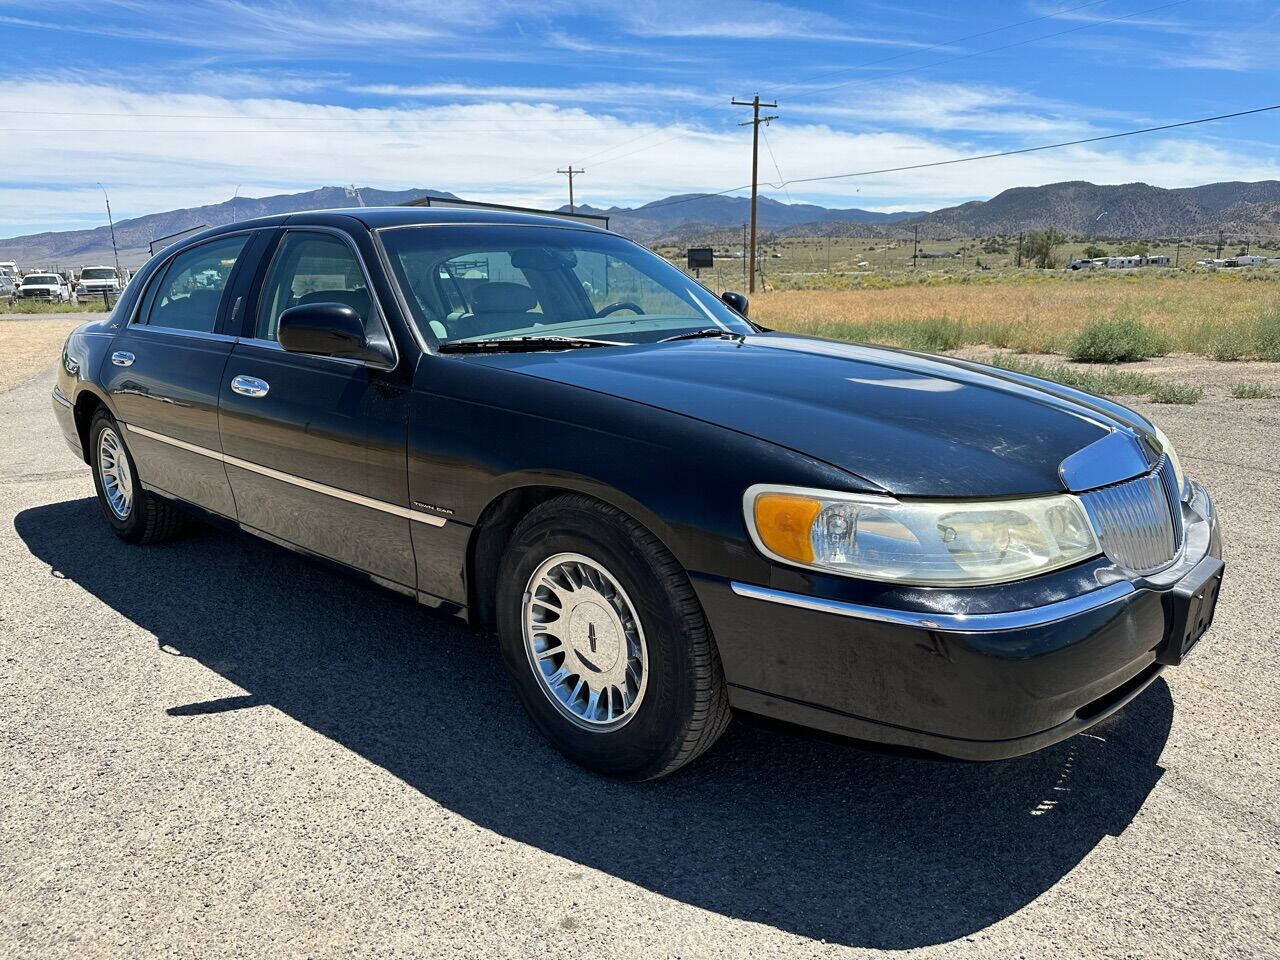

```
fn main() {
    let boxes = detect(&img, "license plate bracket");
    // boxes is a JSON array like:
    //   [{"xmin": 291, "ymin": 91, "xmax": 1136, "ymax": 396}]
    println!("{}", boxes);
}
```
[{"xmin": 1158, "ymin": 556, "xmax": 1224, "ymax": 666}]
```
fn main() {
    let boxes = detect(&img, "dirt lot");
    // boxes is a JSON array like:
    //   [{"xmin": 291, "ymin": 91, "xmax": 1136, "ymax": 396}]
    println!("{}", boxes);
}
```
[
  {"xmin": 1, "ymin": 343, "xmax": 1278, "ymax": 958},
  {"xmin": 0, "ymin": 315, "xmax": 84, "ymax": 390}
]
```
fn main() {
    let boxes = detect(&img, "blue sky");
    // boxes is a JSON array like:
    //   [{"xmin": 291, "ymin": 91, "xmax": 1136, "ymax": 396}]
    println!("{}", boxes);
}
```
[{"xmin": 1, "ymin": 0, "xmax": 1278, "ymax": 234}]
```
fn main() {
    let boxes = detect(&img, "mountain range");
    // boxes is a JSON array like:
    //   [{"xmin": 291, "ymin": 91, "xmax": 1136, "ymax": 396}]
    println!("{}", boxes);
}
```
[{"xmin": 3, "ymin": 180, "xmax": 1279, "ymax": 269}]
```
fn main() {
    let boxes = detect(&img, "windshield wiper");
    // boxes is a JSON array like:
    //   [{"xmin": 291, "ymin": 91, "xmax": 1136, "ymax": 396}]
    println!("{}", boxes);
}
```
[
  {"xmin": 658, "ymin": 328, "xmax": 746, "ymax": 344},
  {"xmin": 438, "ymin": 335, "xmax": 626, "ymax": 354}
]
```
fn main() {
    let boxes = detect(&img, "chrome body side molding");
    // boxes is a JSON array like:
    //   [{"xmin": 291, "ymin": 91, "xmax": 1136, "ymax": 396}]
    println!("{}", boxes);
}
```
[
  {"xmin": 122, "ymin": 422, "xmax": 447, "ymax": 527},
  {"xmin": 728, "ymin": 579, "xmax": 1136, "ymax": 633}
]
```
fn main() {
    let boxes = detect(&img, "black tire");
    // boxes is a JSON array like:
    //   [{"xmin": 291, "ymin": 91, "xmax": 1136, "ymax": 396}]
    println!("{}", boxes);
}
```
[
  {"xmin": 496, "ymin": 494, "xmax": 731, "ymax": 780},
  {"xmin": 88, "ymin": 408, "xmax": 185, "ymax": 544}
]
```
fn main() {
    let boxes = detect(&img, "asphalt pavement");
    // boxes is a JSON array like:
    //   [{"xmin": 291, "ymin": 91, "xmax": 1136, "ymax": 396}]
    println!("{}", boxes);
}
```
[{"xmin": 1, "ymin": 363, "xmax": 1277, "ymax": 959}]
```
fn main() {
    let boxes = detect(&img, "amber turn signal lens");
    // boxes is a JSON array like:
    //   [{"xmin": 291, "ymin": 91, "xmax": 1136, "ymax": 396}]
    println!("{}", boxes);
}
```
[{"xmin": 753, "ymin": 493, "xmax": 822, "ymax": 564}]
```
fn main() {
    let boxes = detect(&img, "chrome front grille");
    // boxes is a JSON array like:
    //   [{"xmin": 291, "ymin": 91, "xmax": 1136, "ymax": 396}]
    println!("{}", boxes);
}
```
[{"xmin": 1079, "ymin": 455, "xmax": 1184, "ymax": 575}]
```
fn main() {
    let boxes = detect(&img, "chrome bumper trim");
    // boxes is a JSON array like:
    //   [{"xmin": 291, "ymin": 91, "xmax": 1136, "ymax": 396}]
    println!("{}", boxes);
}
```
[
  {"xmin": 728, "ymin": 580, "xmax": 1136, "ymax": 633},
  {"xmin": 122, "ymin": 422, "xmax": 447, "ymax": 527},
  {"xmin": 51, "ymin": 386, "xmax": 72, "ymax": 409}
]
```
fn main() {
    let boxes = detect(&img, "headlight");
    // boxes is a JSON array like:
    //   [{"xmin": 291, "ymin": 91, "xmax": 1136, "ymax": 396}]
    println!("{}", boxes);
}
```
[
  {"xmin": 1151, "ymin": 424, "xmax": 1188, "ymax": 499},
  {"xmin": 744, "ymin": 485, "xmax": 1100, "ymax": 586}
]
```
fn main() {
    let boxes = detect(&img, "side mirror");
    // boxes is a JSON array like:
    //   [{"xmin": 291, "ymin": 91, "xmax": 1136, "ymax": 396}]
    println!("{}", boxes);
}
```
[
  {"xmin": 720, "ymin": 290, "xmax": 749, "ymax": 317},
  {"xmin": 277, "ymin": 303, "xmax": 389, "ymax": 364}
]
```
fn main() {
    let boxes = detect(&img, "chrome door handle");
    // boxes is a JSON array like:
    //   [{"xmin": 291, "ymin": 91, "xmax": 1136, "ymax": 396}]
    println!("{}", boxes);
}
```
[
  {"xmin": 230, "ymin": 374, "xmax": 270, "ymax": 398},
  {"xmin": 111, "ymin": 351, "xmax": 134, "ymax": 367}
]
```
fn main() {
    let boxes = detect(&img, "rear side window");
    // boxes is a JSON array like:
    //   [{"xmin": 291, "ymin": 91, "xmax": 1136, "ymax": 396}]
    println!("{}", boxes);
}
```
[
  {"xmin": 143, "ymin": 235, "xmax": 248, "ymax": 333},
  {"xmin": 255, "ymin": 233, "xmax": 370, "ymax": 342}
]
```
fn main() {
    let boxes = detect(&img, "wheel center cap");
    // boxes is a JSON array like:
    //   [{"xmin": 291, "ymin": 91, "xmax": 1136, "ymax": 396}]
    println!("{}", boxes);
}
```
[{"xmin": 567, "ymin": 600, "xmax": 621, "ymax": 673}]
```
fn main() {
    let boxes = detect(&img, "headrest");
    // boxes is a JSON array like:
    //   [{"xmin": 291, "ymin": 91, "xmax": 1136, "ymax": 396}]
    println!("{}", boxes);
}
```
[
  {"xmin": 298, "ymin": 288, "xmax": 370, "ymax": 318},
  {"xmin": 471, "ymin": 281, "xmax": 537, "ymax": 314}
]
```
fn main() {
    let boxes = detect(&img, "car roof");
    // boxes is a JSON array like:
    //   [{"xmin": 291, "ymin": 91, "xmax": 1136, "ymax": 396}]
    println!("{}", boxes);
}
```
[
  {"xmin": 321, "ymin": 206, "xmax": 609, "ymax": 232},
  {"xmin": 201, "ymin": 205, "xmax": 608, "ymax": 235}
]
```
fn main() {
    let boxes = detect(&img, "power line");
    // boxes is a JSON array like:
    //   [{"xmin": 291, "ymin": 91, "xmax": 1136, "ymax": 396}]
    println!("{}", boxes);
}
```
[
  {"xmin": 760, "ymin": 125, "xmax": 792, "ymax": 205},
  {"xmin": 633, "ymin": 102, "xmax": 1280, "ymax": 213},
  {"xmin": 782, "ymin": 102, "xmax": 1280, "ymax": 187}
]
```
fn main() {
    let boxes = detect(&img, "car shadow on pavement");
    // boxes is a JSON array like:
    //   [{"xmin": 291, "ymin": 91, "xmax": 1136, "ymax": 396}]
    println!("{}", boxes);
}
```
[{"xmin": 15, "ymin": 498, "xmax": 1173, "ymax": 950}]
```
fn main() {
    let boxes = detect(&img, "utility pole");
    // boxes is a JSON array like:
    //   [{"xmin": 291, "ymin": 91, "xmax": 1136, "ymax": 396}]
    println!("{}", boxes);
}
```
[
  {"xmin": 912, "ymin": 225, "xmax": 919, "ymax": 269},
  {"xmin": 1016, "ymin": 232, "xmax": 1024, "ymax": 268},
  {"xmin": 731, "ymin": 95, "xmax": 778, "ymax": 294},
  {"xmin": 1216, "ymin": 229, "xmax": 1225, "ymax": 259},
  {"xmin": 557, "ymin": 165, "xmax": 584, "ymax": 213},
  {"xmin": 96, "ymin": 182, "xmax": 122, "ymax": 283},
  {"xmin": 1175, "ymin": 242, "xmax": 1182, "ymax": 268}
]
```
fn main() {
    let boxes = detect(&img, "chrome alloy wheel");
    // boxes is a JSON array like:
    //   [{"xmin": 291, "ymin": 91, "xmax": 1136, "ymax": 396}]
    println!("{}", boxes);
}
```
[
  {"xmin": 522, "ymin": 552, "xmax": 649, "ymax": 732},
  {"xmin": 97, "ymin": 427, "xmax": 133, "ymax": 520}
]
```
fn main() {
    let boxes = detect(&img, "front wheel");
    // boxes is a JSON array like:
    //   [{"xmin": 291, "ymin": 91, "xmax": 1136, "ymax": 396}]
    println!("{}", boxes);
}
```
[{"xmin": 496, "ymin": 494, "xmax": 731, "ymax": 779}]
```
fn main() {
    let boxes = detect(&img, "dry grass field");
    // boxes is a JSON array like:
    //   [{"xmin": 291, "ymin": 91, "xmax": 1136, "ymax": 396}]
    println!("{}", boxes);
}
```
[{"xmin": 750, "ymin": 271, "xmax": 1280, "ymax": 359}]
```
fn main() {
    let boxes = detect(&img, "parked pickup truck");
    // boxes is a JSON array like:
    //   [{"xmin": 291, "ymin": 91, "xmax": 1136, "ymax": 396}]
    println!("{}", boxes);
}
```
[
  {"xmin": 19, "ymin": 272, "xmax": 70, "ymax": 302},
  {"xmin": 76, "ymin": 265, "xmax": 122, "ymax": 299}
]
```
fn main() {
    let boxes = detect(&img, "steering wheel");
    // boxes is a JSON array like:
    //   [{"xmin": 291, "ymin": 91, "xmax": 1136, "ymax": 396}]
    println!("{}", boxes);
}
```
[{"xmin": 595, "ymin": 301, "xmax": 645, "ymax": 317}]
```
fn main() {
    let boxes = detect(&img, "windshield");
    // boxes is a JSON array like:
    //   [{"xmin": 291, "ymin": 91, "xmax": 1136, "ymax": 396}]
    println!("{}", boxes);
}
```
[
  {"xmin": 378, "ymin": 224, "xmax": 751, "ymax": 346},
  {"xmin": 80, "ymin": 268, "xmax": 117, "ymax": 280},
  {"xmin": 24, "ymin": 275, "xmax": 58, "ymax": 284}
]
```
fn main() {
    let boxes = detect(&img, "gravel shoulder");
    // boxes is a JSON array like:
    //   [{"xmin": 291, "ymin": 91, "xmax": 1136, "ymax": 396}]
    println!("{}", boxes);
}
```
[{"xmin": 1, "ymin": 365, "xmax": 1277, "ymax": 959}]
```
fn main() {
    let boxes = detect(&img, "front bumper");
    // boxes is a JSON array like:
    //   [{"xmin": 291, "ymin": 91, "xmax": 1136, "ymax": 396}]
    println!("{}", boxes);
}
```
[{"xmin": 695, "ymin": 482, "xmax": 1222, "ymax": 760}]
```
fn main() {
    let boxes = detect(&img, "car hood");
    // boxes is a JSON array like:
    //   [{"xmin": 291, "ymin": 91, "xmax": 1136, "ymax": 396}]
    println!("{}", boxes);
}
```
[{"xmin": 464, "ymin": 333, "xmax": 1148, "ymax": 497}]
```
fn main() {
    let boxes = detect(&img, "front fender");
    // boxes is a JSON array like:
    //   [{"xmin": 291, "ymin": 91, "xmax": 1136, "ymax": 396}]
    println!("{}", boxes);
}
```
[{"xmin": 408, "ymin": 359, "xmax": 861, "ymax": 583}]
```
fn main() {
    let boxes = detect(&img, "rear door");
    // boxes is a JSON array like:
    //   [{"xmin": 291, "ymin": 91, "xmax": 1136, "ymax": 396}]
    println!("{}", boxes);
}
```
[
  {"xmin": 217, "ymin": 227, "xmax": 418, "ymax": 588},
  {"xmin": 102, "ymin": 232, "xmax": 264, "ymax": 517}
]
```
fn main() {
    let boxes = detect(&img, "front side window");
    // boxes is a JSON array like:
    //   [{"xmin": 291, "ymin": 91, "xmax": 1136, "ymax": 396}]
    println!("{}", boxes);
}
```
[
  {"xmin": 379, "ymin": 225, "xmax": 750, "ymax": 345},
  {"xmin": 143, "ymin": 235, "xmax": 247, "ymax": 333},
  {"xmin": 255, "ymin": 233, "xmax": 371, "ymax": 342}
]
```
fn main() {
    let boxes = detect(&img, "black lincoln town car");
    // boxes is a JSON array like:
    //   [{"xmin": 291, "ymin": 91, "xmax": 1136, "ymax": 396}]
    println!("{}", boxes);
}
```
[{"xmin": 53, "ymin": 207, "xmax": 1224, "ymax": 779}]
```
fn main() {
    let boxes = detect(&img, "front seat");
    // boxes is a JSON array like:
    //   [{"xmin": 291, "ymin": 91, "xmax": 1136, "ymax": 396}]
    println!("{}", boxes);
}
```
[{"xmin": 463, "ymin": 281, "xmax": 540, "ymax": 337}]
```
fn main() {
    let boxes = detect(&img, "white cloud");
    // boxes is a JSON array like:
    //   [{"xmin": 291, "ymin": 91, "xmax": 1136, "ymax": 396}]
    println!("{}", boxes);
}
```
[
  {"xmin": 615, "ymin": 0, "xmax": 933, "ymax": 45},
  {"xmin": 1, "ymin": 79, "xmax": 1279, "ymax": 235},
  {"xmin": 352, "ymin": 82, "xmax": 711, "ymax": 105}
]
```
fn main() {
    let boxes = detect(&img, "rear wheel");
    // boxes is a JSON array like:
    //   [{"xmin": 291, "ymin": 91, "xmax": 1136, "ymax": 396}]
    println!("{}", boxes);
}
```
[
  {"xmin": 496, "ymin": 494, "xmax": 731, "ymax": 779},
  {"xmin": 89, "ymin": 409, "xmax": 185, "ymax": 544}
]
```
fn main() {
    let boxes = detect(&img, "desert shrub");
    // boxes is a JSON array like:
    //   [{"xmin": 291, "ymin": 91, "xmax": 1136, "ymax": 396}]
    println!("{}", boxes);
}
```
[
  {"xmin": 1230, "ymin": 382, "xmax": 1274, "ymax": 399},
  {"xmin": 1149, "ymin": 383, "xmax": 1203, "ymax": 404},
  {"xmin": 988, "ymin": 355, "xmax": 1162, "ymax": 396},
  {"xmin": 1067, "ymin": 316, "xmax": 1172, "ymax": 362},
  {"xmin": 1252, "ymin": 304, "xmax": 1280, "ymax": 360}
]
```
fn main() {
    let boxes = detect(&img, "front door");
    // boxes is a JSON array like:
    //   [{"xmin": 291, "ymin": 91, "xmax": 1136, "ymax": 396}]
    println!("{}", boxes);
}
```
[
  {"xmin": 102, "ymin": 232, "xmax": 257, "ymax": 518},
  {"xmin": 217, "ymin": 229, "xmax": 417, "ymax": 588}
]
